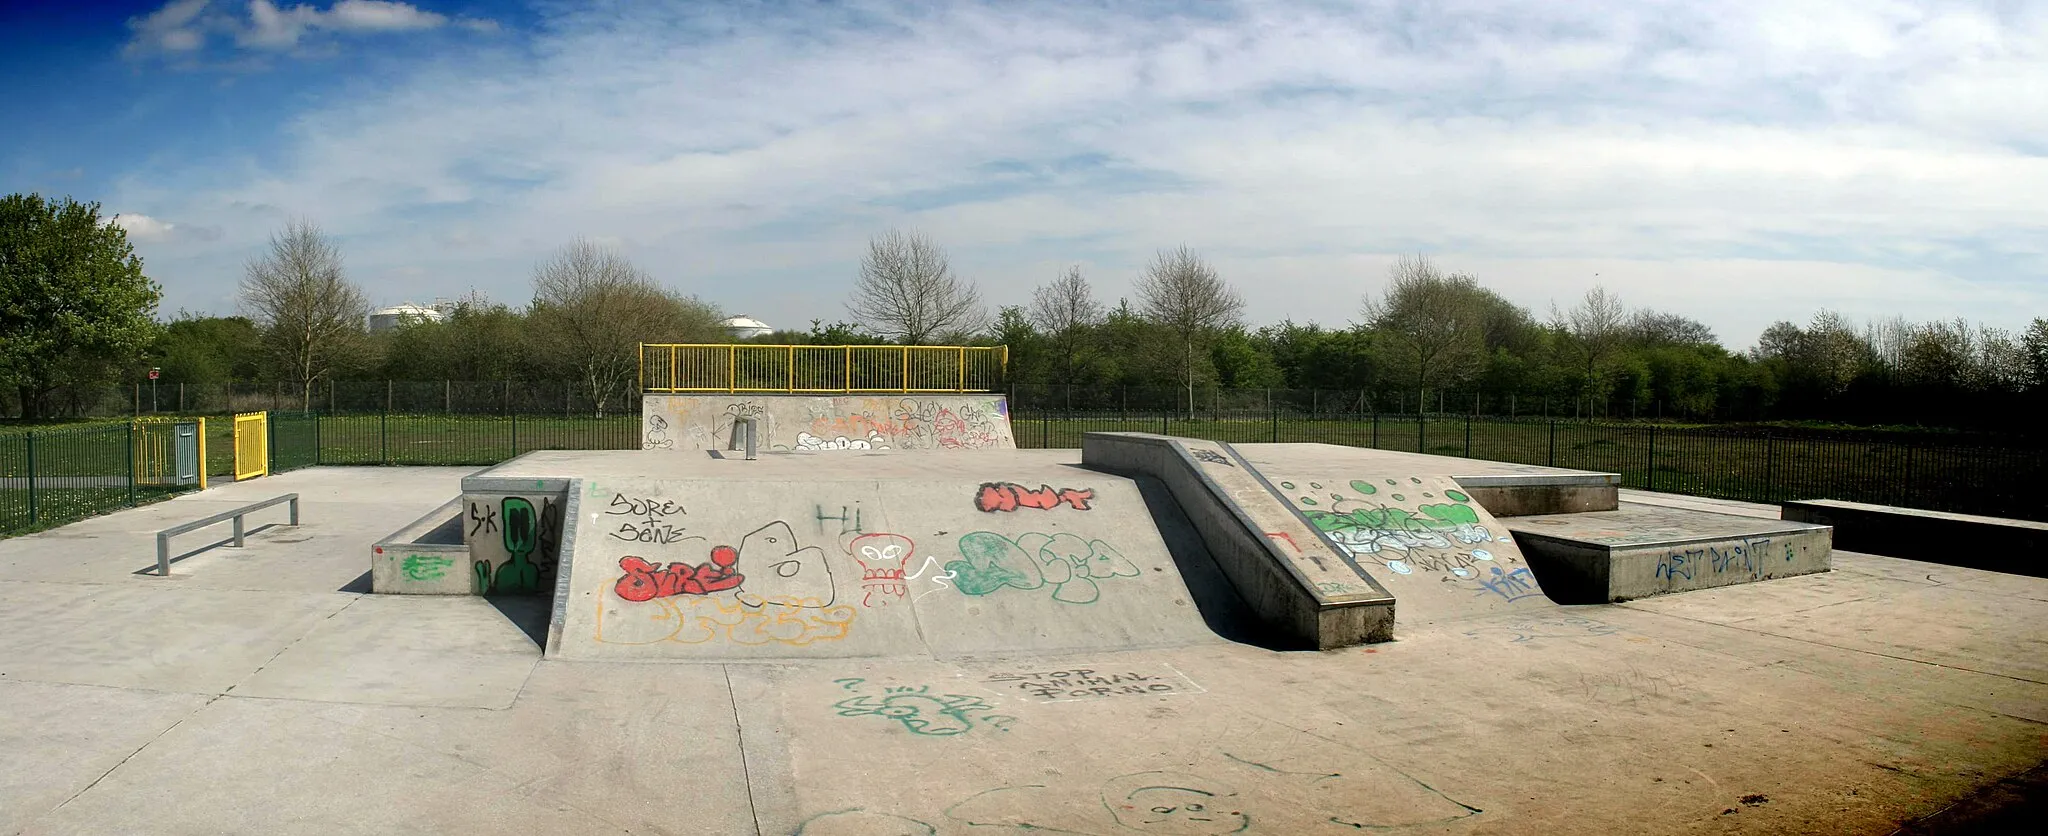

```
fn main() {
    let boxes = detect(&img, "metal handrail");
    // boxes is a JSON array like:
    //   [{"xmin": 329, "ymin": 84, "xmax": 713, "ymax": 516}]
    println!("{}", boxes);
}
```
[
  {"xmin": 728, "ymin": 416, "xmax": 759, "ymax": 460},
  {"xmin": 154, "ymin": 493, "xmax": 300, "ymax": 576},
  {"xmin": 639, "ymin": 343, "xmax": 1008, "ymax": 393}
]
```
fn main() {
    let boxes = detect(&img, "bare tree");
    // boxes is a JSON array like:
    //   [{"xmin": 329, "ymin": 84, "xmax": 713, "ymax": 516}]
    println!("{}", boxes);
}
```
[
  {"xmin": 1362, "ymin": 255, "xmax": 1486, "ymax": 412},
  {"xmin": 1135, "ymin": 246, "xmax": 1243, "ymax": 414},
  {"xmin": 1551, "ymin": 285, "xmax": 1629, "ymax": 412},
  {"xmin": 846, "ymin": 229, "xmax": 984, "ymax": 345},
  {"xmin": 528, "ymin": 238, "xmax": 722, "ymax": 417},
  {"xmin": 1029, "ymin": 265, "xmax": 1104, "ymax": 384},
  {"xmin": 239, "ymin": 219, "xmax": 370, "ymax": 409}
]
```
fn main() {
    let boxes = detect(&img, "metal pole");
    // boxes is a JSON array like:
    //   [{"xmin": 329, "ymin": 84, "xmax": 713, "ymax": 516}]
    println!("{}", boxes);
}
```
[
  {"xmin": 157, "ymin": 533, "xmax": 170, "ymax": 576},
  {"xmin": 1764, "ymin": 432, "xmax": 1776, "ymax": 503},
  {"xmin": 1548, "ymin": 420, "xmax": 1556, "ymax": 467},
  {"xmin": 127, "ymin": 423, "xmax": 136, "ymax": 507},
  {"xmin": 1646, "ymin": 425, "xmax": 1656, "ymax": 492},
  {"xmin": 232, "ymin": 513, "xmax": 244, "ymax": 547},
  {"xmin": 25, "ymin": 432, "xmax": 38, "ymax": 525},
  {"xmin": 289, "ymin": 496, "xmax": 299, "ymax": 526}
]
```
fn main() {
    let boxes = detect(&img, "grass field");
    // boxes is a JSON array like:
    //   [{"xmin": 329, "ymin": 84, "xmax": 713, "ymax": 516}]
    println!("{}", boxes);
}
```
[{"xmin": 4, "ymin": 411, "xmax": 2042, "ymax": 536}]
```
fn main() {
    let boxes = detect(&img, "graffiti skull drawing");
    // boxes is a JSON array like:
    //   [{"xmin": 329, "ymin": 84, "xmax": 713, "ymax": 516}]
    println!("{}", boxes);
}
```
[{"xmin": 849, "ymin": 533, "xmax": 914, "ymax": 607}]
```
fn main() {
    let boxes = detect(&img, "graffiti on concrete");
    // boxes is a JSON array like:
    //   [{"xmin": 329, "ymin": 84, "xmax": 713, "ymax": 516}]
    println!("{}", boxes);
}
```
[
  {"xmin": 814, "ymin": 503, "xmax": 864, "ymax": 536},
  {"xmin": 974, "ymin": 482, "xmax": 1095, "ymax": 513},
  {"xmin": 986, "ymin": 665, "xmax": 1204, "ymax": 702},
  {"xmin": 474, "ymin": 496, "xmax": 558, "ymax": 594},
  {"xmin": 831, "ymin": 679, "xmax": 1017, "ymax": 737},
  {"xmin": 793, "ymin": 809, "xmax": 935, "ymax": 835},
  {"xmin": 1462, "ymin": 615, "xmax": 1620, "ymax": 644},
  {"xmin": 597, "ymin": 521, "xmax": 854, "ymax": 646},
  {"xmin": 796, "ymin": 430, "xmax": 890, "ymax": 451},
  {"xmin": 943, "ymin": 718, "xmax": 1482, "ymax": 833},
  {"xmin": 402, "ymin": 554, "xmax": 454, "ymax": 581},
  {"xmin": 614, "ymin": 549, "xmax": 744, "ymax": 601},
  {"xmin": 1279, "ymin": 478, "xmax": 1535, "ymax": 599},
  {"xmin": 1657, "ymin": 536, "xmax": 1793, "ymax": 584},
  {"xmin": 1190, "ymin": 448, "xmax": 1235, "ymax": 467},
  {"xmin": 849, "ymin": 533, "xmax": 913, "ymax": 607},
  {"xmin": 603, "ymin": 492, "xmax": 692, "ymax": 544},
  {"xmin": 642, "ymin": 413, "xmax": 674, "ymax": 450},
  {"xmin": 946, "ymin": 532, "xmax": 1139, "ymax": 604},
  {"xmin": 468, "ymin": 501, "xmax": 497, "ymax": 537}
]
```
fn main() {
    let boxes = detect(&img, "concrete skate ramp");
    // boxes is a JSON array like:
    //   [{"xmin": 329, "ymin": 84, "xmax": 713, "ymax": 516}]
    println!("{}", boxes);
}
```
[
  {"xmin": 640, "ymin": 393, "xmax": 1014, "ymax": 452},
  {"xmin": 1232, "ymin": 443, "xmax": 1557, "ymax": 627},
  {"xmin": 521, "ymin": 450, "xmax": 1216, "ymax": 660}
]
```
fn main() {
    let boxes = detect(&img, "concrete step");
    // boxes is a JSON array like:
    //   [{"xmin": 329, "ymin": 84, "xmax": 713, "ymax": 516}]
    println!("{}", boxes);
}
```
[{"xmin": 1505, "ymin": 502, "xmax": 1833, "ymax": 603}]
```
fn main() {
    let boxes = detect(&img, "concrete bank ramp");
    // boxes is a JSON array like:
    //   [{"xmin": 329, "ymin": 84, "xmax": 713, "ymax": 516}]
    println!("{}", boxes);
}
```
[
  {"xmin": 641, "ymin": 393, "xmax": 1014, "ymax": 452},
  {"xmin": 543, "ymin": 452, "xmax": 1213, "ymax": 660},
  {"xmin": 1232, "ymin": 443, "xmax": 1556, "ymax": 626}
]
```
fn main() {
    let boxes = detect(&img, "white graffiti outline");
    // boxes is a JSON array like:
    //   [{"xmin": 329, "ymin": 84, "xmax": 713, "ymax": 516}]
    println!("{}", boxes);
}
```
[{"xmin": 905, "ymin": 556, "xmax": 958, "ymax": 600}]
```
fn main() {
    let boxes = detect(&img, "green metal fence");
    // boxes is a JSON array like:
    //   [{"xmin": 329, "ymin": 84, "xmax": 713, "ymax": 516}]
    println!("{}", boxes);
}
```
[{"xmin": 5, "ymin": 408, "xmax": 2042, "ymax": 537}]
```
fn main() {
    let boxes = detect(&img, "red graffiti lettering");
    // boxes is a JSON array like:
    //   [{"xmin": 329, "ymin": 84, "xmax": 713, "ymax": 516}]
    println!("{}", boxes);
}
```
[
  {"xmin": 974, "ymin": 483, "xmax": 1096, "ymax": 513},
  {"xmin": 1266, "ymin": 532, "xmax": 1302, "ymax": 552},
  {"xmin": 613, "ymin": 547, "xmax": 745, "ymax": 602}
]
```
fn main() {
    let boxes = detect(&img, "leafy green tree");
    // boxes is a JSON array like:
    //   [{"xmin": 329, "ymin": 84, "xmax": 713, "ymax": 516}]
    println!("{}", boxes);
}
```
[
  {"xmin": 0, "ymin": 193, "xmax": 163, "ymax": 418},
  {"xmin": 154, "ymin": 313, "xmax": 263, "ymax": 384}
]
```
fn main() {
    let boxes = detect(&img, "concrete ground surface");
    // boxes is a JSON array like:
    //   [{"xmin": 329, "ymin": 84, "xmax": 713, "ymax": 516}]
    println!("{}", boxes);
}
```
[{"xmin": 0, "ymin": 466, "xmax": 2042, "ymax": 834}]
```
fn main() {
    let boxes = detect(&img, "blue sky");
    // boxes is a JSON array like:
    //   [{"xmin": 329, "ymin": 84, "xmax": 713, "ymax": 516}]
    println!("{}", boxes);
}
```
[{"xmin": 3, "ymin": 0, "xmax": 2044, "ymax": 349}]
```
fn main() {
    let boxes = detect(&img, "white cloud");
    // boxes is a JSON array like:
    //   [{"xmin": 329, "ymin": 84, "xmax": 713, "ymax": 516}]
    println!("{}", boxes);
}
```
[
  {"xmin": 110, "ymin": 0, "xmax": 2048, "ymax": 347},
  {"xmin": 113, "ymin": 213, "xmax": 178, "ymax": 241},
  {"xmin": 124, "ymin": 0, "xmax": 491, "ymax": 56}
]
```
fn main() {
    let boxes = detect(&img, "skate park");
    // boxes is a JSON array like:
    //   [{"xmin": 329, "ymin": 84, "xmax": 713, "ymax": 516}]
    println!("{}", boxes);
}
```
[{"xmin": 1, "ymin": 361, "xmax": 2044, "ymax": 834}]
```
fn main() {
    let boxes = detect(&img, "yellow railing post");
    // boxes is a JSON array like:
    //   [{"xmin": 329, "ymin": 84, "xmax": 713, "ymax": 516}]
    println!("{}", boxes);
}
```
[
  {"xmin": 901, "ymin": 347, "xmax": 909, "ymax": 393},
  {"xmin": 787, "ymin": 344, "xmax": 794, "ymax": 392},
  {"xmin": 196, "ymin": 417, "xmax": 207, "ymax": 491},
  {"xmin": 957, "ymin": 347, "xmax": 966, "ymax": 392},
  {"xmin": 843, "ymin": 348, "xmax": 851, "ymax": 393},
  {"xmin": 728, "ymin": 345, "xmax": 736, "ymax": 393}
]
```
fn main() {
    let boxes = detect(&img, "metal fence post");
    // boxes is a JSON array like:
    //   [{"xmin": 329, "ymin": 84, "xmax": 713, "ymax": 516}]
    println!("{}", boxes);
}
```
[
  {"xmin": 1417, "ymin": 404, "xmax": 1426, "ymax": 453},
  {"xmin": 1548, "ymin": 420, "xmax": 1556, "ymax": 467},
  {"xmin": 1646, "ymin": 425, "xmax": 1656, "ymax": 492},
  {"xmin": 380, "ymin": 411, "xmax": 388, "ymax": 464},
  {"xmin": 25, "ymin": 432, "xmax": 37, "ymax": 526},
  {"xmin": 126, "ymin": 423, "xmax": 136, "ymax": 507},
  {"xmin": 1464, "ymin": 403, "xmax": 1472, "ymax": 458},
  {"xmin": 510, "ymin": 411, "xmax": 519, "ymax": 459},
  {"xmin": 1764, "ymin": 432, "xmax": 1776, "ymax": 503}
]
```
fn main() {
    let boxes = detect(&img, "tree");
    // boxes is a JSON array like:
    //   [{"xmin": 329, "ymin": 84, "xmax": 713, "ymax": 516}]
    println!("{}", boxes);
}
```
[
  {"xmin": 0, "ymin": 193, "xmax": 163, "ymax": 418},
  {"xmin": 527, "ymin": 238, "xmax": 723, "ymax": 417},
  {"xmin": 2022, "ymin": 317, "xmax": 2048, "ymax": 391},
  {"xmin": 240, "ymin": 219, "xmax": 371, "ymax": 409},
  {"xmin": 1135, "ymin": 246, "xmax": 1243, "ymax": 413},
  {"xmin": 846, "ymin": 229, "xmax": 984, "ymax": 345},
  {"xmin": 155, "ymin": 313, "xmax": 262, "ymax": 384},
  {"xmin": 1363, "ymin": 255, "xmax": 1486, "ymax": 410},
  {"xmin": 1552, "ymin": 285, "xmax": 1629, "ymax": 413},
  {"xmin": 1029, "ymin": 265, "xmax": 1104, "ymax": 384}
]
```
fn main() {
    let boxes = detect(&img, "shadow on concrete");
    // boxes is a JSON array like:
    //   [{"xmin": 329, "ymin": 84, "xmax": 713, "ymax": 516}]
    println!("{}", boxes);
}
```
[
  {"xmin": 337, "ymin": 571, "xmax": 372, "ymax": 594},
  {"xmin": 484, "ymin": 595, "xmax": 551, "ymax": 649},
  {"xmin": 1132, "ymin": 476, "xmax": 1305, "ymax": 651},
  {"xmin": 1508, "ymin": 537, "xmax": 1607, "ymax": 605},
  {"xmin": 1892, "ymin": 759, "xmax": 2048, "ymax": 835},
  {"xmin": 132, "ymin": 522, "xmax": 287, "ymax": 577}
]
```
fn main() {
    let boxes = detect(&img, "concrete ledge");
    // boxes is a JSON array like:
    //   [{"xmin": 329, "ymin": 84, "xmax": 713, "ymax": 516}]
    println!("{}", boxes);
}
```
[
  {"xmin": 1783, "ymin": 499, "xmax": 2048, "ymax": 575},
  {"xmin": 1508, "ymin": 504, "xmax": 1832, "ymax": 603},
  {"xmin": 1082, "ymin": 432, "xmax": 1394, "ymax": 649},
  {"xmin": 1453, "ymin": 473, "xmax": 1619, "ymax": 517},
  {"xmin": 370, "ymin": 498, "xmax": 472, "ymax": 594}
]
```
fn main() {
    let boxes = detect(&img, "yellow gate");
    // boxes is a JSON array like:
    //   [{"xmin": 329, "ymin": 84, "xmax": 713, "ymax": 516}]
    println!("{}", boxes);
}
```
[
  {"xmin": 133, "ymin": 417, "xmax": 207, "ymax": 489},
  {"xmin": 234, "ymin": 411, "xmax": 269, "ymax": 481}
]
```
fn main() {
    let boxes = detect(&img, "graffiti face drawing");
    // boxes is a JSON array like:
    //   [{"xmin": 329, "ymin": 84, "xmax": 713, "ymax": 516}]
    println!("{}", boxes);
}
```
[
  {"xmin": 735, "ymin": 521, "xmax": 835, "ymax": 608},
  {"xmin": 850, "ymin": 533, "xmax": 913, "ymax": 607},
  {"xmin": 1102, "ymin": 772, "xmax": 1249, "ymax": 835}
]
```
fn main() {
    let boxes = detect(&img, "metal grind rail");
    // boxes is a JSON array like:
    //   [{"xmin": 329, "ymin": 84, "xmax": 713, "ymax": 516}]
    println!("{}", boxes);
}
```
[{"xmin": 154, "ymin": 493, "xmax": 300, "ymax": 576}]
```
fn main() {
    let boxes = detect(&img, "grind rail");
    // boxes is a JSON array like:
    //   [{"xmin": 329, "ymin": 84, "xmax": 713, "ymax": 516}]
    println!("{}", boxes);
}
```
[{"xmin": 154, "ymin": 493, "xmax": 300, "ymax": 576}]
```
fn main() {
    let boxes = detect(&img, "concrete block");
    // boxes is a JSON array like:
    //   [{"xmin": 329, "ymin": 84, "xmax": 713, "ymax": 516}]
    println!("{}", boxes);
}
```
[
  {"xmin": 1783, "ymin": 499, "xmax": 2048, "ymax": 575},
  {"xmin": 1508, "ymin": 503, "xmax": 1833, "ymax": 602},
  {"xmin": 370, "ymin": 498, "xmax": 470, "ymax": 595}
]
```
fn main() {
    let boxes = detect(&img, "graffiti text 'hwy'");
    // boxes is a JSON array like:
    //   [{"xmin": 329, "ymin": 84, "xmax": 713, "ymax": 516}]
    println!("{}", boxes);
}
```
[{"xmin": 975, "ymin": 482, "xmax": 1095, "ymax": 513}]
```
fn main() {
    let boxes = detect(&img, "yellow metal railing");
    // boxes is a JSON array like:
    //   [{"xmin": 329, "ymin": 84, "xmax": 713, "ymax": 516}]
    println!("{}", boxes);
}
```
[
  {"xmin": 640, "ymin": 344, "xmax": 1008, "ymax": 393},
  {"xmin": 133, "ymin": 416, "xmax": 206, "ymax": 490},
  {"xmin": 234, "ymin": 411, "xmax": 269, "ymax": 481}
]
